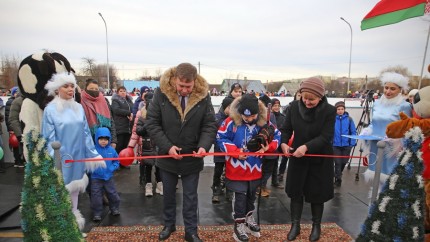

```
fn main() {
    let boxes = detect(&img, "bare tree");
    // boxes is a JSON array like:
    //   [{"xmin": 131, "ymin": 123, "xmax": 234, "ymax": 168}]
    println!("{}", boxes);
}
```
[
  {"xmin": 81, "ymin": 57, "xmax": 97, "ymax": 76},
  {"xmin": 0, "ymin": 54, "xmax": 20, "ymax": 89}
]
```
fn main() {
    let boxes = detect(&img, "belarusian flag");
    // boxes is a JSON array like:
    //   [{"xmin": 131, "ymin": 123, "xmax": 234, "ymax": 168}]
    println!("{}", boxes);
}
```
[{"xmin": 361, "ymin": 0, "xmax": 427, "ymax": 30}]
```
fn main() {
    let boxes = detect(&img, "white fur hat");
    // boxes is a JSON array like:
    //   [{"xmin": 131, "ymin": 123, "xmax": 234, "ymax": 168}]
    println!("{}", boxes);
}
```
[
  {"xmin": 380, "ymin": 72, "xmax": 409, "ymax": 91},
  {"xmin": 45, "ymin": 72, "xmax": 77, "ymax": 96}
]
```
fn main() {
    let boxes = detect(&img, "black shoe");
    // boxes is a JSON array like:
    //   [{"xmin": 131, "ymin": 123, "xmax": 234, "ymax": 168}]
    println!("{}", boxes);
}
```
[
  {"xmin": 159, "ymin": 226, "xmax": 176, "ymax": 241},
  {"xmin": 184, "ymin": 233, "xmax": 202, "ymax": 242},
  {"xmin": 93, "ymin": 215, "xmax": 102, "ymax": 222}
]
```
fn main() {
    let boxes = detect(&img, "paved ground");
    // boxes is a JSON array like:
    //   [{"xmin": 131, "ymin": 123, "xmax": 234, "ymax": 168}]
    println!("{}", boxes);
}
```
[{"xmin": 0, "ymin": 162, "xmax": 371, "ymax": 241}]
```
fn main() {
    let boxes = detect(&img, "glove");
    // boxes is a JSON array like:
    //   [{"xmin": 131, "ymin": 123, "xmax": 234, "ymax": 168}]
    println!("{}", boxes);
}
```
[
  {"xmin": 247, "ymin": 135, "xmax": 266, "ymax": 152},
  {"xmin": 258, "ymin": 124, "xmax": 275, "ymax": 144}
]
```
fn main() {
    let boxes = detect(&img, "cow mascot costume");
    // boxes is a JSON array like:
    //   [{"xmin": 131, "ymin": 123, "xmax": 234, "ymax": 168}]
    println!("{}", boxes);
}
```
[
  {"xmin": 386, "ymin": 86, "xmax": 430, "ymax": 232},
  {"xmin": 18, "ymin": 52, "xmax": 105, "ymax": 231}
]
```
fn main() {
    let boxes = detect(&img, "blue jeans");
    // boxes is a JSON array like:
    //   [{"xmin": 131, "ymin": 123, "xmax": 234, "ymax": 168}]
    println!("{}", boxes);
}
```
[{"xmin": 91, "ymin": 178, "xmax": 120, "ymax": 216}]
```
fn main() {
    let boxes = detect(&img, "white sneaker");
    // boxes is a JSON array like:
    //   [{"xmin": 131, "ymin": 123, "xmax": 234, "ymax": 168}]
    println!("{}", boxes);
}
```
[
  {"xmin": 145, "ymin": 183, "xmax": 153, "ymax": 197},
  {"xmin": 156, "ymin": 182, "xmax": 163, "ymax": 195}
]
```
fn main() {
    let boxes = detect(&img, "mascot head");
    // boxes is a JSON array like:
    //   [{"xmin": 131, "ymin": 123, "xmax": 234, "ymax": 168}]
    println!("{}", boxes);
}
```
[
  {"xmin": 413, "ymin": 86, "xmax": 430, "ymax": 119},
  {"xmin": 17, "ymin": 52, "xmax": 74, "ymax": 110}
]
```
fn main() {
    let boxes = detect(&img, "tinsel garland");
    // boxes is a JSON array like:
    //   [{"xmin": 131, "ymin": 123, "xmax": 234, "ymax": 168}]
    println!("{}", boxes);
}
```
[
  {"xmin": 20, "ymin": 130, "xmax": 83, "ymax": 241},
  {"xmin": 356, "ymin": 127, "xmax": 425, "ymax": 241}
]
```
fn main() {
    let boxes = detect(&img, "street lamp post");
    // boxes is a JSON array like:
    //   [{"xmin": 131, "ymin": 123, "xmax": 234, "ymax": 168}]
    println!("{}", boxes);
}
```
[
  {"xmin": 340, "ymin": 17, "xmax": 352, "ymax": 96},
  {"xmin": 98, "ymin": 12, "xmax": 110, "ymax": 91}
]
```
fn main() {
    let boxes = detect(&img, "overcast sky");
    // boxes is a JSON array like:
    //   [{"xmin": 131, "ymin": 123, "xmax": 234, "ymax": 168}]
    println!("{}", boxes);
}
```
[{"xmin": 1, "ymin": 0, "xmax": 430, "ymax": 84}]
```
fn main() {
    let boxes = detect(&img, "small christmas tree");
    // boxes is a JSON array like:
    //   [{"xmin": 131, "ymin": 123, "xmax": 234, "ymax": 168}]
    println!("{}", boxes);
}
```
[
  {"xmin": 356, "ymin": 127, "xmax": 425, "ymax": 241},
  {"xmin": 20, "ymin": 130, "xmax": 83, "ymax": 241}
]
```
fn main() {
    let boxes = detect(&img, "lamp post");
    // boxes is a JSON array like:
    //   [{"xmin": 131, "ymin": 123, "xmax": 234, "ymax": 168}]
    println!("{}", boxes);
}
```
[
  {"xmin": 98, "ymin": 12, "xmax": 110, "ymax": 91},
  {"xmin": 340, "ymin": 17, "xmax": 352, "ymax": 96}
]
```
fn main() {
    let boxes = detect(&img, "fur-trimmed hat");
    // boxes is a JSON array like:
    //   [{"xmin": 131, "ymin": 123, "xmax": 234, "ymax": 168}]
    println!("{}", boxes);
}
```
[
  {"xmin": 238, "ymin": 94, "xmax": 258, "ymax": 116},
  {"xmin": 45, "ymin": 73, "xmax": 77, "ymax": 96},
  {"xmin": 380, "ymin": 72, "xmax": 409, "ymax": 91},
  {"xmin": 299, "ymin": 77, "xmax": 325, "ymax": 98}
]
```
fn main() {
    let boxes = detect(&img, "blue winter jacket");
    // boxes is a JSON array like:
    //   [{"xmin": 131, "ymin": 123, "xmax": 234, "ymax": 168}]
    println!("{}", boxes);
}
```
[
  {"xmin": 333, "ymin": 112, "xmax": 357, "ymax": 147},
  {"xmin": 92, "ymin": 127, "xmax": 120, "ymax": 181}
]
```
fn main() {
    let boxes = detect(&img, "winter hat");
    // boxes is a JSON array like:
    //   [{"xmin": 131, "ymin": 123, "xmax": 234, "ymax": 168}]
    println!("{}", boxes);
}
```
[
  {"xmin": 238, "ymin": 94, "xmax": 259, "ymax": 116},
  {"xmin": 144, "ymin": 92, "xmax": 154, "ymax": 109},
  {"xmin": 259, "ymin": 94, "xmax": 271, "ymax": 107},
  {"xmin": 140, "ymin": 86, "xmax": 149, "ymax": 94},
  {"xmin": 271, "ymin": 98, "xmax": 280, "ymax": 106},
  {"xmin": 11, "ymin": 86, "xmax": 19, "ymax": 96},
  {"xmin": 221, "ymin": 96, "xmax": 234, "ymax": 110},
  {"xmin": 335, "ymin": 101, "xmax": 345, "ymax": 109},
  {"xmin": 380, "ymin": 72, "xmax": 409, "ymax": 91},
  {"xmin": 45, "ymin": 72, "xmax": 77, "ymax": 96},
  {"xmin": 230, "ymin": 83, "xmax": 242, "ymax": 94},
  {"xmin": 299, "ymin": 77, "xmax": 325, "ymax": 98}
]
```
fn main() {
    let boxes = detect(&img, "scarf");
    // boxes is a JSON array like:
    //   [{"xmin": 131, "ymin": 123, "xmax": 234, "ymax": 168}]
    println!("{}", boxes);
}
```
[
  {"xmin": 297, "ymin": 97, "xmax": 328, "ymax": 122},
  {"xmin": 81, "ymin": 90, "xmax": 111, "ymax": 136}
]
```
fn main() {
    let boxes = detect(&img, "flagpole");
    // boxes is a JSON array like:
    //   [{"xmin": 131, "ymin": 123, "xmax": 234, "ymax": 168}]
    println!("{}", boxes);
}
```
[{"xmin": 419, "ymin": 22, "xmax": 430, "ymax": 89}]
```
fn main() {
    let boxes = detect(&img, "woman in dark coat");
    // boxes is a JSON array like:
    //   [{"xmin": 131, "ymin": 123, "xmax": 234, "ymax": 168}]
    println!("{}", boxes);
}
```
[
  {"xmin": 111, "ymin": 86, "xmax": 134, "ymax": 155},
  {"xmin": 280, "ymin": 77, "xmax": 336, "ymax": 241}
]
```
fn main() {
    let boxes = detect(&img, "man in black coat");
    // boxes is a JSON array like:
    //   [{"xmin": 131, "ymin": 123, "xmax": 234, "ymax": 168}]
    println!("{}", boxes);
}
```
[{"xmin": 145, "ymin": 63, "xmax": 217, "ymax": 242}]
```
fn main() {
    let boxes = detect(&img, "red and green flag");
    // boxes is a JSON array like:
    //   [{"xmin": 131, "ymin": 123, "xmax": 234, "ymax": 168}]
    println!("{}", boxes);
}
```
[{"xmin": 361, "ymin": 0, "xmax": 427, "ymax": 30}]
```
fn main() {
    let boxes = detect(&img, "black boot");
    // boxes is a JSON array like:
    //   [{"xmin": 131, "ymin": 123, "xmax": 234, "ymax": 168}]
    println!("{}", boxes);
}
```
[
  {"xmin": 287, "ymin": 198, "xmax": 303, "ymax": 241},
  {"xmin": 309, "ymin": 203, "xmax": 324, "ymax": 241}
]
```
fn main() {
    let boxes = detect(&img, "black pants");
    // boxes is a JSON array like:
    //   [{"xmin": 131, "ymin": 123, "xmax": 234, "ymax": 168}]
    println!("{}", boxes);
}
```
[
  {"xmin": 212, "ymin": 162, "xmax": 225, "ymax": 187},
  {"xmin": 230, "ymin": 180, "xmax": 260, "ymax": 219},
  {"xmin": 278, "ymin": 156, "xmax": 289, "ymax": 174},
  {"xmin": 140, "ymin": 163, "xmax": 161, "ymax": 184},
  {"xmin": 160, "ymin": 169, "xmax": 200, "ymax": 234},
  {"xmin": 333, "ymin": 146, "xmax": 352, "ymax": 180},
  {"xmin": 115, "ymin": 133, "xmax": 131, "ymax": 154},
  {"xmin": 261, "ymin": 158, "xmax": 277, "ymax": 186}
]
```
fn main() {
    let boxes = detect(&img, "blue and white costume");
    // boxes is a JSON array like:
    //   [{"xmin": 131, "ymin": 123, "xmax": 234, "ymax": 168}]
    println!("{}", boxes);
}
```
[{"xmin": 364, "ymin": 94, "xmax": 412, "ymax": 177}]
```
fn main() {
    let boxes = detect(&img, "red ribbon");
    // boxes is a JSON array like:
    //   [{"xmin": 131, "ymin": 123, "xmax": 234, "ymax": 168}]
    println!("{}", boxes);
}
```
[{"xmin": 65, "ymin": 152, "xmax": 363, "ymax": 163}]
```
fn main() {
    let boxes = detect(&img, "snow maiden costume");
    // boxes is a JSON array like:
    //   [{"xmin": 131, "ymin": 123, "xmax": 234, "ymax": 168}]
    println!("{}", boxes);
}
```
[
  {"xmin": 42, "ymin": 73, "xmax": 105, "ymax": 229},
  {"xmin": 361, "ymin": 72, "xmax": 412, "ymax": 187}
]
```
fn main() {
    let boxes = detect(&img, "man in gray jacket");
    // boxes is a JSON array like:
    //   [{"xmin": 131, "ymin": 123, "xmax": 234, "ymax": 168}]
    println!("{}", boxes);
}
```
[{"xmin": 145, "ymin": 63, "xmax": 217, "ymax": 242}]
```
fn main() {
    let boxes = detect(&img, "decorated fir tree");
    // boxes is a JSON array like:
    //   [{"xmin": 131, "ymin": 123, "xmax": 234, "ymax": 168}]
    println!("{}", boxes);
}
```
[
  {"xmin": 356, "ymin": 127, "xmax": 425, "ymax": 241},
  {"xmin": 20, "ymin": 130, "xmax": 83, "ymax": 241}
]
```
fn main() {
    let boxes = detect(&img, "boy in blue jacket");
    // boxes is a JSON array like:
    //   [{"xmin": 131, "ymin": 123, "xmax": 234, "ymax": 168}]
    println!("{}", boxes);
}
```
[
  {"xmin": 91, "ymin": 127, "xmax": 121, "ymax": 221},
  {"xmin": 333, "ymin": 101, "xmax": 356, "ymax": 187}
]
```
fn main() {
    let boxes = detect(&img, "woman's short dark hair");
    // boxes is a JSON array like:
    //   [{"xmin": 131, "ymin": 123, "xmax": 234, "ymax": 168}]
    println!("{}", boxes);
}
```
[
  {"xmin": 85, "ymin": 79, "xmax": 99, "ymax": 89},
  {"xmin": 117, "ymin": 86, "xmax": 127, "ymax": 92}
]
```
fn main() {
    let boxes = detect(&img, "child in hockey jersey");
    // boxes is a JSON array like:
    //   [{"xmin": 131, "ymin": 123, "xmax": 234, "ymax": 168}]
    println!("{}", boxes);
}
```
[{"xmin": 217, "ymin": 94, "xmax": 281, "ymax": 242}]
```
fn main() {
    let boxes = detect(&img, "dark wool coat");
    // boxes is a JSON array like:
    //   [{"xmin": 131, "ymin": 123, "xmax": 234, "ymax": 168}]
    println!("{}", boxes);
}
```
[
  {"xmin": 111, "ymin": 94, "xmax": 134, "ymax": 135},
  {"xmin": 280, "ymin": 97, "xmax": 336, "ymax": 203},
  {"xmin": 145, "ymin": 67, "xmax": 217, "ymax": 175}
]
